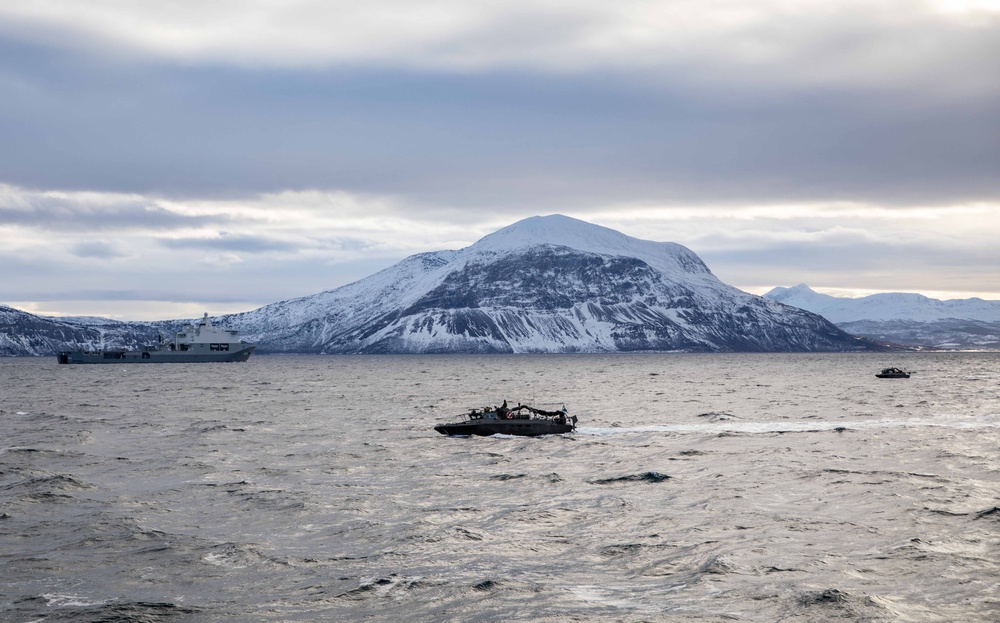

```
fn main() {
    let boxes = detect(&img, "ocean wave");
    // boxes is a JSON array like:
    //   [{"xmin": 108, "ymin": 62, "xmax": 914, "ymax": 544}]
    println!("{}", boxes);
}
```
[
  {"xmin": 9, "ymin": 596, "xmax": 200, "ymax": 622},
  {"xmin": 590, "ymin": 472, "xmax": 671, "ymax": 484},
  {"xmin": 3, "ymin": 474, "xmax": 95, "ymax": 492},
  {"xmin": 202, "ymin": 542, "xmax": 288, "ymax": 569},
  {"xmin": 332, "ymin": 575, "xmax": 425, "ymax": 602}
]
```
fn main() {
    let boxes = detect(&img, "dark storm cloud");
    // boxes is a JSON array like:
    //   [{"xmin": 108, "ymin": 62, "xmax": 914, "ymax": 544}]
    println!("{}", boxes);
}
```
[{"xmin": 0, "ymin": 23, "xmax": 998, "ymax": 210}]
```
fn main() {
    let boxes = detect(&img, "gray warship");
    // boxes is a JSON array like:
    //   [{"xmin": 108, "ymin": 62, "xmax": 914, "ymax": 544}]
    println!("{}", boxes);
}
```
[
  {"xmin": 435, "ymin": 402, "xmax": 576, "ymax": 437},
  {"xmin": 57, "ymin": 313, "xmax": 255, "ymax": 364}
]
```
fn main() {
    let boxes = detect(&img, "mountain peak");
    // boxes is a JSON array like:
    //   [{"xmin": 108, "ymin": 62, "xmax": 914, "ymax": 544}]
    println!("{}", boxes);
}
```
[
  {"xmin": 469, "ymin": 214, "xmax": 712, "ymax": 280},
  {"xmin": 472, "ymin": 214, "xmax": 633, "ymax": 254},
  {"xmin": 764, "ymin": 283, "xmax": 822, "ymax": 303}
]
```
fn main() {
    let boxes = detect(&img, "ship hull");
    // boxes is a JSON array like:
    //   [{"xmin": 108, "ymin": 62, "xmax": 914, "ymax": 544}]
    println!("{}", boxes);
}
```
[
  {"xmin": 434, "ymin": 420, "xmax": 574, "ymax": 437},
  {"xmin": 57, "ymin": 345, "xmax": 255, "ymax": 364}
]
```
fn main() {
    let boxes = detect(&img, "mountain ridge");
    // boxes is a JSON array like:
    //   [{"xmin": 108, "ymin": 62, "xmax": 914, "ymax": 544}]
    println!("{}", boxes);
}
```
[
  {"xmin": 764, "ymin": 284, "xmax": 1000, "ymax": 349},
  {"xmin": 765, "ymin": 284, "xmax": 1000, "ymax": 323},
  {"xmin": 214, "ymin": 215, "xmax": 875, "ymax": 353},
  {"xmin": 2, "ymin": 216, "xmax": 884, "ymax": 355}
]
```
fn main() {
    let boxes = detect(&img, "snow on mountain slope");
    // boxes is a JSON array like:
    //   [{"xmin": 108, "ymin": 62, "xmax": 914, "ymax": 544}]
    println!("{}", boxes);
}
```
[
  {"xmin": 217, "ymin": 215, "xmax": 878, "ymax": 354},
  {"xmin": 223, "ymin": 250, "xmax": 458, "ymax": 337},
  {"xmin": 764, "ymin": 284, "xmax": 1000, "ymax": 349},
  {"xmin": 765, "ymin": 284, "xmax": 1000, "ymax": 323},
  {"xmin": 0, "ymin": 305, "xmax": 161, "ymax": 356},
  {"xmin": 228, "ymin": 215, "xmax": 723, "ymax": 339},
  {"xmin": 470, "ymin": 215, "xmax": 716, "ymax": 283}
]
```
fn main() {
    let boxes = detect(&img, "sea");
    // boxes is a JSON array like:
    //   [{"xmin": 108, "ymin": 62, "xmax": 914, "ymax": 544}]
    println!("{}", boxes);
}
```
[{"xmin": 1, "ymin": 352, "xmax": 998, "ymax": 622}]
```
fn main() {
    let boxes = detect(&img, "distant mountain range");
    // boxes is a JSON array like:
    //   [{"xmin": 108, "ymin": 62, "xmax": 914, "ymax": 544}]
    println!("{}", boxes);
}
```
[
  {"xmin": 0, "ymin": 306, "xmax": 175, "ymax": 357},
  {"xmin": 764, "ymin": 284, "xmax": 1000, "ymax": 350},
  {"xmin": 2, "ymin": 215, "xmax": 880, "ymax": 356}
]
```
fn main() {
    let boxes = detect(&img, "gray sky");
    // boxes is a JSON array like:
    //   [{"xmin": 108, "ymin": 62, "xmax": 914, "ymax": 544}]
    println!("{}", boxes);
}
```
[{"xmin": 1, "ymin": 0, "xmax": 998, "ymax": 320}]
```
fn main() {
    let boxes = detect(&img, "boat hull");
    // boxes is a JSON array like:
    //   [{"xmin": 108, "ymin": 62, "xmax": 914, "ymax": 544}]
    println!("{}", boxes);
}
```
[
  {"xmin": 434, "ymin": 420, "xmax": 574, "ymax": 437},
  {"xmin": 57, "ymin": 345, "xmax": 255, "ymax": 364}
]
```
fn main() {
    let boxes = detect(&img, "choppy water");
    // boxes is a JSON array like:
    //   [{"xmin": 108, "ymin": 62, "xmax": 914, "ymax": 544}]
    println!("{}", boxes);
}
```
[{"xmin": 2, "ymin": 353, "xmax": 999, "ymax": 622}]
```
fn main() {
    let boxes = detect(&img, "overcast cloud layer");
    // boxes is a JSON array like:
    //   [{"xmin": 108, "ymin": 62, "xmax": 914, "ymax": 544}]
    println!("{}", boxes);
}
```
[{"xmin": 1, "ymin": 1, "xmax": 998, "ymax": 319}]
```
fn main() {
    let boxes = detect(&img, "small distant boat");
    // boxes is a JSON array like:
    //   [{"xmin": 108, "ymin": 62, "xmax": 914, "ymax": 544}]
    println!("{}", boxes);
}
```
[
  {"xmin": 876, "ymin": 367, "xmax": 910, "ymax": 379},
  {"xmin": 435, "ymin": 401, "xmax": 577, "ymax": 437}
]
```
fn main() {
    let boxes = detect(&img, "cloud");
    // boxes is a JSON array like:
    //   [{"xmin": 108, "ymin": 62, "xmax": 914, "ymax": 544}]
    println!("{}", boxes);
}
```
[
  {"xmin": 1, "ymin": 1, "xmax": 998, "ymax": 91},
  {"xmin": 606, "ymin": 203, "xmax": 1000, "ymax": 296},
  {"xmin": 1, "ymin": 51, "xmax": 997, "ymax": 208},
  {"xmin": 1, "ymin": 3, "xmax": 998, "ymax": 208},
  {"xmin": 69, "ymin": 240, "xmax": 127, "ymax": 259},
  {"xmin": 0, "ymin": 184, "xmax": 223, "ymax": 231},
  {"xmin": 2, "ymin": 181, "xmax": 999, "ymax": 314},
  {"xmin": 158, "ymin": 233, "xmax": 301, "ymax": 253},
  {"xmin": 197, "ymin": 253, "xmax": 245, "ymax": 268},
  {"xmin": 2, "ymin": 3, "xmax": 1000, "ymax": 317},
  {"xmin": 0, "ymin": 183, "xmax": 492, "ymax": 317}
]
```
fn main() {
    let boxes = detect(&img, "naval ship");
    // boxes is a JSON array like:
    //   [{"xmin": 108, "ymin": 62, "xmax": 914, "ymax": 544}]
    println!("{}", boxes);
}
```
[{"xmin": 57, "ymin": 314, "xmax": 255, "ymax": 364}]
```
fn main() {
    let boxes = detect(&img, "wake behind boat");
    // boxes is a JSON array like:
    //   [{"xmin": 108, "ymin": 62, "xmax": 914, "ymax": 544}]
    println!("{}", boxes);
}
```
[
  {"xmin": 57, "ymin": 313, "xmax": 255, "ymax": 364},
  {"xmin": 435, "ymin": 401, "xmax": 577, "ymax": 437}
]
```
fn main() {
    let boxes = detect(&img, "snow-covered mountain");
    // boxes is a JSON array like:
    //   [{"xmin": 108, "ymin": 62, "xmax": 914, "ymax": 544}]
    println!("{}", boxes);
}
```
[
  {"xmin": 2, "ymin": 216, "xmax": 885, "ymax": 356},
  {"xmin": 764, "ymin": 284, "xmax": 1000, "ymax": 323},
  {"xmin": 214, "ymin": 215, "xmax": 876, "ymax": 354},
  {"xmin": 764, "ymin": 284, "xmax": 1000, "ymax": 349},
  {"xmin": 0, "ymin": 305, "xmax": 163, "ymax": 357}
]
